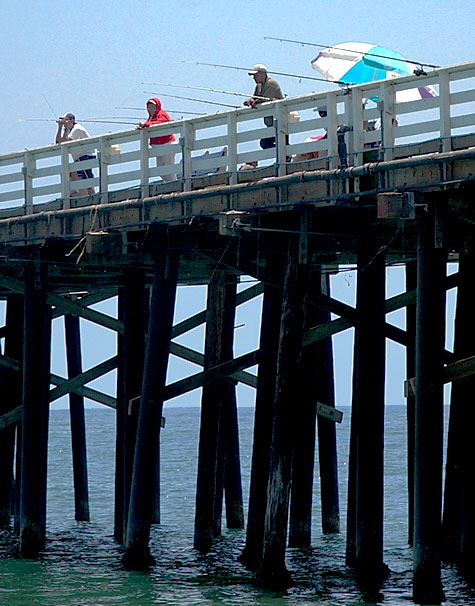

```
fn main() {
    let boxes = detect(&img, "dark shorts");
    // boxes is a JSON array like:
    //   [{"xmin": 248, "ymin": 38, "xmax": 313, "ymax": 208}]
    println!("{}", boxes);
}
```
[{"xmin": 76, "ymin": 155, "xmax": 95, "ymax": 180}]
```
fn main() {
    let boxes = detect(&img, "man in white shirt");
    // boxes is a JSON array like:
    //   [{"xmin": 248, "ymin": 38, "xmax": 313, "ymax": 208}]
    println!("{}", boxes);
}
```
[{"xmin": 56, "ymin": 112, "xmax": 95, "ymax": 195}]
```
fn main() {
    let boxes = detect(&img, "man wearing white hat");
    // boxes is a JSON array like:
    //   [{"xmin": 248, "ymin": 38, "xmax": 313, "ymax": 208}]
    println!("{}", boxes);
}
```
[
  {"xmin": 244, "ymin": 64, "xmax": 284, "ymax": 149},
  {"xmin": 55, "ymin": 112, "xmax": 96, "ymax": 195},
  {"xmin": 244, "ymin": 64, "xmax": 283, "ymax": 109}
]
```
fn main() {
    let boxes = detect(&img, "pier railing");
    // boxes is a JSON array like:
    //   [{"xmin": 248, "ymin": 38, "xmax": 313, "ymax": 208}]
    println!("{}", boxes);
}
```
[{"xmin": 1, "ymin": 61, "xmax": 474, "ymax": 213}]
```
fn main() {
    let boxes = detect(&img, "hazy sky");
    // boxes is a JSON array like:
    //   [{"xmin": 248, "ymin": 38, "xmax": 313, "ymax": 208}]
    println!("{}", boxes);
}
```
[
  {"xmin": 1, "ymin": 0, "xmax": 470, "ymax": 407},
  {"xmin": 2, "ymin": 0, "xmax": 473, "ymax": 155}
]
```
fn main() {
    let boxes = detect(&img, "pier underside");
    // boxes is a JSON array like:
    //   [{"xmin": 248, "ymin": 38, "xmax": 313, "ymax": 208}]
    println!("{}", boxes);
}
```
[{"xmin": 2, "ymin": 136, "xmax": 475, "ymax": 605}]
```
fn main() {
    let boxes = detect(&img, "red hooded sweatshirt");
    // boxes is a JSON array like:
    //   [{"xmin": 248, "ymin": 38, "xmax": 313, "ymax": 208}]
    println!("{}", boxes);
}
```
[{"xmin": 140, "ymin": 97, "xmax": 176, "ymax": 145}]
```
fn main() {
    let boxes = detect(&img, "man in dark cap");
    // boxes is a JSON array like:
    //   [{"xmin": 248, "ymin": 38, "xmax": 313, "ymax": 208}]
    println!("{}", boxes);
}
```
[{"xmin": 55, "ymin": 112, "xmax": 96, "ymax": 195}]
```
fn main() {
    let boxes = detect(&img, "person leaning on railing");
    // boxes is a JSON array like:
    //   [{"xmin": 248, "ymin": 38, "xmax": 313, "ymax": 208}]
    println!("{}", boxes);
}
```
[
  {"xmin": 244, "ymin": 64, "xmax": 284, "ymax": 150},
  {"xmin": 55, "ymin": 112, "xmax": 96, "ymax": 195}
]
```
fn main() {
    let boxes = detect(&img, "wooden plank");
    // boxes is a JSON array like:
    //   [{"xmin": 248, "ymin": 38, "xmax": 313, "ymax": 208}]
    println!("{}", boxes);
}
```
[
  {"xmin": 405, "ymin": 353, "xmax": 475, "ymax": 397},
  {"xmin": 49, "ymin": 355, "xmax": 118, "ymax": 402},
  {"xmin": 0, "ymin": 406, "xmax": 22, "ymax": 431},
  {"xmin": 164, "ymin": 350, "xmax": 258, "ymax": 401}
]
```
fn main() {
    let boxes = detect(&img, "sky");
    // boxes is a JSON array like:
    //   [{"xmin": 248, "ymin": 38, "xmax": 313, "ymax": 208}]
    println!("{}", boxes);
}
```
[{"xmin": 0, "ymin": 0, "xmax": 472, "ymax": 408}]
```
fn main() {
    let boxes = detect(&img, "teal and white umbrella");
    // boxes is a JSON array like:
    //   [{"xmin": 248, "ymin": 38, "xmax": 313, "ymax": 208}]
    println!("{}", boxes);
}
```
[{"xmin": 311, "ymin": 42, "xmax": 436, "ymax": 102}]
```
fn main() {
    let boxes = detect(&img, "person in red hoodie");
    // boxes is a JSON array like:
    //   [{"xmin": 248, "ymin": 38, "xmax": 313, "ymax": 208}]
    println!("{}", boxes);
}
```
[{"xmin": 138, "ymin": 97, "xmax": 177, "ymax": 182}]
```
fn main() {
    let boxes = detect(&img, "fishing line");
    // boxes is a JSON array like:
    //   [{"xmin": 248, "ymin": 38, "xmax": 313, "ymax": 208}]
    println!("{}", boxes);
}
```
[
  {"xmin": 116, "ymin": 106, "xmax": 204, "ymax": 116},
  {"xmin": 143, "ymin": 90, "xmax": 239, "ymax": 108},
  {"xmin": 42, "ymin": 93, "xmax": 59, "ymax": 119},
  {"xmin": 264, "ymin": 36, "xmax": 440, "ymax": 71},
  {"xmin": 182, "ymin": 60, "xmax": 350, "ymax": 86},
  {"xmin": 142, "ymin": 82, "xmax": 270, "ymax": 101}
]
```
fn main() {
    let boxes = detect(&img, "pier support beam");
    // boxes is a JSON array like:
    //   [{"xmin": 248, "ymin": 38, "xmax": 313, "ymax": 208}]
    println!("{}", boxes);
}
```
[
  {"xmin": 19, "ymin": 259, "xmax": 52, "ymax": 557},
  {"xmin": 405, "ymin": 261, "xmax": 417, "ymax": 547},
  {"xmin": 413, "ymin": 202, "xmax": 446, "ymax": 605},
  {"xmin": 443, "ymin": 248, "xmax": 475, "ymax": 578},
  {"xmin": 0, "ymin": 294, "xmax": 23, "ymax": 529},
  {"xmin": 240, "ymin": 259, "xmax": 284, "ymax": 570},
  {"xmin": 289, "ymin": 268, "xmax": 339, "ymax": 546},
  {"xmin": 64, "ymin": 313, "xmax": 90, "ymax": 522},
  {"xmin": 257, "ymin": 239, "xmax": 308, "ymax": 589},
  {"xmin": 221, "ymin": 276, "xmax": 244, "ymax": 531},
  {"xmin": 115, "ymin": 269, "xmax": 147, "ymax": 543},
  {"xmin": 194, "ymin": 271, "xmax": 243, "ymax": 552},
  {"xmin": 315, "ymin": 271, "xmax": 340, "ymax": 535},
  {"xmin": 353, "ymin": 240, "xmax": 387, "ymax": 583},
  {"xmin": 123, "ymin": 248, "xmax": 179, "ymax": 569}
]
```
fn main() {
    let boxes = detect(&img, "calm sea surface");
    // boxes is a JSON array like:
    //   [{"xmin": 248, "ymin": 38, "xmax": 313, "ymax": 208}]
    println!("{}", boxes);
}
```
[{"xmin": 1, "ymin": 406, "xmax": 474, "ymax": 605}]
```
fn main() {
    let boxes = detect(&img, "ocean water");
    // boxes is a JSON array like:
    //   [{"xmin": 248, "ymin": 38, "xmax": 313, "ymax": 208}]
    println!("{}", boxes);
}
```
[{"xmin": 1, "ymin": 406, "xmax": 474, "ymax": 606}]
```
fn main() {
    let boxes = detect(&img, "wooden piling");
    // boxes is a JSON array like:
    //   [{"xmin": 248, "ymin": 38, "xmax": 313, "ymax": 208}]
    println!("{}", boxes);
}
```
[
  {"xmin": 315, "ymin": 271, "xmax": 340, "ymax": 535},
  {"xmin": 289, "ymin": 267, "xmax": 340, "ymax": 546},
  {"xmin": 123, "ymin": 248, "xmax": 179, "ymax": 569},
  {"xmin": 442, "ymin": 249, "xmax": 475, "ymax": 577},
  {"xmin": 405, "ymin": 260, "xmax": 417, "ymax": 547},
  {"xmin": 257, "ymin": 239, "xmax": 308, "ymax": 589},
  {"xmin": 353, "ymin": 241, "xmax": 388, "ymax": 582},
  {"xmin": 224, "ymin": 385, "xmax": 244, "ymax": 529},
  {"xmin": 115, "ymin": 269, "xmax": 147, "ymax": 543},
  {"xmin": 240, "ymin": 262, "xmax": 284, "ymax": 570},
  {"xmin": 64, "ymin": 313, "xmax": 90, "ymax": 522},
  {"xmin": 194, "ymin": 270, "xmax": 241, "ymax": 551},
  {"xmin": 413, "ymin": 202, "xmax": 446, "ymax": 604},
  {"xmin": 19, "ymin": 259, "xmax": 52, "ymax": 557},
  {"xmin": 221, "ymin": 275, "xmax": 244, "ymax": 530},
  {"xmin": 114, "ymin": 286, "xmax": 126, "ymax": 543},
  {"xmin": 0, "ymin": 294, "xmax": 23, "ymax": 529}
]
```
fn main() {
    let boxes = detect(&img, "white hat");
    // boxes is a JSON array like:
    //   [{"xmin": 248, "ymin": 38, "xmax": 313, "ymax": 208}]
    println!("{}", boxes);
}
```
[{"xmin": 248, "ymin": 64, "xmax": 268, "ymax": 75}]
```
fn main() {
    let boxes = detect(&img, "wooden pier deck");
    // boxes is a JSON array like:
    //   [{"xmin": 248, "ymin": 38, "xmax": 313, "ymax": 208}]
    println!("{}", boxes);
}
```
[{"xmin": 1, "ymin": 62, "xmax": 475, "ymax": 604}]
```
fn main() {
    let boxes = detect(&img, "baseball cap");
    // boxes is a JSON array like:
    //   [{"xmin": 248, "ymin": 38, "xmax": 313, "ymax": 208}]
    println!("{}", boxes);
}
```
[
  {"xmin": 60, "ymin": 112, "xmax": 75, "ymax": 120},
  {"xmin": 248, "ymin": 64, "xmax": 268, "ymax": 75}
]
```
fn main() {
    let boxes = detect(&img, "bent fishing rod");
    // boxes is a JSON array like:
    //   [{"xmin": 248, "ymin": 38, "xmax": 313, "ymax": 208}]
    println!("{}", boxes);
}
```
[
  {"xmin": 142, "ymin": 90, "xmax": 239, "ymax": 109},
  {"xmin": 263, "ymin": 36, "xmax": 440, "ymax": 71},
  {"xmin": 182, "ymin": 60, "xmax": 350, "ymax": 86},
  {"xmin": 142, "ymin": 82, "xmax": 271, "ymax": 101}
]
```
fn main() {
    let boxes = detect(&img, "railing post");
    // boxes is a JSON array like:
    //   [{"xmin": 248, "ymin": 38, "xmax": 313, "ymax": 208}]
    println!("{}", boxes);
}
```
[
  {"xmin": 22, "ymin": 151, "xmax": 34, "ymax": 215},
  {"xmin": 139, "ymin": 128, "xmax": 150, "ymax": 188},
  {"xmin": 350, "ymin": 88, "xmax": 364, "ymax": 167},
  {"xmin": 438, "ymin": 69, "xmax": 452, "ymax": 152},
  {"xmin": 60, "ymin": 144, "xmax": 71, "ymax": 208},
  {"xmin": 226, "ymin": 112, "xmax": 238, "ymax": 185},
  {"xmin": 326, "ymin": 93, "xmax": 339, "ymax": 170},
  {"xmin": 275, "ymin": 104, "xmax": 288, "ymax": 176},
  {"xmin": 180, "ymin": 122, "xmax": 195, "ymax": 192},
  {"xmin": 378, "ymin": 80, "xmax": 396, "ymax": 162},
  {"xmin": 99, "ymin": 137, "xmax": 110, "ymax": 202}
]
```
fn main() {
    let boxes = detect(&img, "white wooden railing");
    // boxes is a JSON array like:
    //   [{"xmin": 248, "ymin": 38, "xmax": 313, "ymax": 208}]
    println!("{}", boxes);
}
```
[{"xmin": 1, "ymin": 62, "xmax": 474, "ymax": 214}]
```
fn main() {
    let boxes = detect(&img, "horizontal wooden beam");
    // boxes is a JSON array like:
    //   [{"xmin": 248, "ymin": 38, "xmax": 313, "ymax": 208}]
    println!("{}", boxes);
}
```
[
  {"xmin": 405, "ymin": 353, "xmax": 475, "ymax": 397},
  {"xmin": 0, "ymin": 406, "xmax": 22, "ymax": 430},
  {"xmin": 49, "ymin": 355, "xmax": 118, "ymax": 402}
]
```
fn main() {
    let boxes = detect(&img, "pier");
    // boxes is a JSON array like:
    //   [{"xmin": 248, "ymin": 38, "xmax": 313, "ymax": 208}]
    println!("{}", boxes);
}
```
[{"xmin": 1, "ymin": 61, "xmax": 475, "ymax": 604}]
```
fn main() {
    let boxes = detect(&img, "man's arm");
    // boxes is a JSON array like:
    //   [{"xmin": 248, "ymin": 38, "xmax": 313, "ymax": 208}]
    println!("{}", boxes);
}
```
[{"xmin": 55, "ymin": 119, "xmax": 71, "ymax": 144}]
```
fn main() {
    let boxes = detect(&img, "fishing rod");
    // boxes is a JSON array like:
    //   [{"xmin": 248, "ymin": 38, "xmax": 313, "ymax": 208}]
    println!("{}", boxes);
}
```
[
  {"xmin": 142, "ymin": 82, "xmax": 271, "ymax": 101},
  {"xmin": 19, "ymin": 118, "xmax": 139, "ymax": 125},
  {"xmin": 182, "ymin": 60, "xmax": 350, "ymax": 86},
  {"xmin": 116, "ymin": 106, "xmax": 205, "ymax": 116},
  {"xmin": 264, "ymin": 36, "xmax": 440, "ymax": 70},
  {"xmin": 142, "ymin": 90, "xmax": 239, "ymax": 109},
  {"xmin": 42, "ymin": 93, "xmax": 58, "ymax": 119}
]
